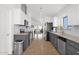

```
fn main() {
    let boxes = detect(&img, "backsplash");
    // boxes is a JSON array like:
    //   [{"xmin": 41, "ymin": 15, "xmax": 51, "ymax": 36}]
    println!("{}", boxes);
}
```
[
  {"xmin": 63, "ymin": 25, "xmax": 79, "ymax": 37},
  {"xmin": 68, "ymin": 25, "xmax": 79, "ymax": 31},
  {"xmin": 14, "ymin": 24, "xmax": 26, "ymax": 34}
]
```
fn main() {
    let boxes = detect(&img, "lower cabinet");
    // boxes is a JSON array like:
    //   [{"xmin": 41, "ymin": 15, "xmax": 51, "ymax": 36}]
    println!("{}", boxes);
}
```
[
  {"xmin": 66, "ymin": 44, "xmax": 79, "ymax": 55},
  {"xmin": 66, "ymin": 40, "xmax": 79, "ymax": 55},
  {"xmin": 47, "ymin": 32, "xmax": 50, "ymax": 41},
  {"xmin": 48, "ymin": 32, "xmax": 58, "ymax": 49},
  {"xmin": 48, "ymin": 32, "xmax": 79, "ymax": 55},
  {"xmin": 48, "ymin": 32, "xmax": 67, "ymax": 54},
  {"xmin": 53, "ymin": 35, "xmax": 58, "ymax": 49}
]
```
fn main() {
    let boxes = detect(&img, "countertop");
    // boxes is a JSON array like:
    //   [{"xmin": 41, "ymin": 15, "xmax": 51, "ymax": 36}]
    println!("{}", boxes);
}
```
[
  {"xmin": 49, "ymin": 31, "xmax": 79, "ymax": 44},
  {"xmin": 14, "ymin": 32, "xmax": 29, "ymax": 35}
]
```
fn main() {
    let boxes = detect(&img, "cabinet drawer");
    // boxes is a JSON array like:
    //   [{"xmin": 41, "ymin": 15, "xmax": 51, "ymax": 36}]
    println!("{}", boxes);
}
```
[
  {"xmin": 66, "ymin": 48, "xmax": 77, "ymax": 55},
  {"xmin": 67, "ymin": 40, "xmax": 79, "ymax": 50},
  {"xmin": 66, "ymin": 44, "xmax": 79, "ymax": 55}
]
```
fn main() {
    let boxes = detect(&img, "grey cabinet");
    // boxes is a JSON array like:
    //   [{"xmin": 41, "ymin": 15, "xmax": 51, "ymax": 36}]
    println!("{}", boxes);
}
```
[
  {"xmin": 66, "ymin": 40, "xmax": 79, "ymax": 55},
  {"xmin": 48, "ymin": 32, "xmax": 58, "ymax": 49},
  {"xmin": 67, "ymin": 40, "xmax": 79, "ymax": 49},
  {"xmin": 51, "ymin": 34, "xmax": 58, "ymax": 48},
  {"xmin": 48, "ymin": 32, "xmax": 66, "ymax": 54},
  {"xmin": 49, "ymin": 33, "xmax": 54, "ymax": 44},
  {"xmin": 66, "ymin": 43, "xmax": 79, "ymax": 55},
  {"xmin": 47, "ymin": 32, "xmax": 49, "ymax": 41},
  {"xmin": 49, "ymin": 33, "xmax": 53, "ymax": 42},
  {"xmin": 54, "ymin": 35, "xmax": 58, "ymax": 48},
  {"xmin": 48, "ymin": 32, "xmax": 79, "ymax": 55}
]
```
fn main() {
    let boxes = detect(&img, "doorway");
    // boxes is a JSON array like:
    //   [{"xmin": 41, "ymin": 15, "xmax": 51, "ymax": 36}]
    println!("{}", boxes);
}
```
[{"xmin": 34, "ymin": 25, "xmax": 43, "ymax": 40}]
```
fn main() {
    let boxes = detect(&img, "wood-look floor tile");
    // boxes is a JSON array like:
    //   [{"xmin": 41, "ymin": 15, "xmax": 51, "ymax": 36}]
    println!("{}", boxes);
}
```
[{"xmin": 23, "ymin": 39, "xmax": 60, "ymax": 55}]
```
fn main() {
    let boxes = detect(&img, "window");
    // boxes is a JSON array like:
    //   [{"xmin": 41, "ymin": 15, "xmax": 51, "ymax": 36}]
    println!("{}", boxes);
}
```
[{"xmin": 63, "ymin": 16, "xmax": 68, "ymax": 29}]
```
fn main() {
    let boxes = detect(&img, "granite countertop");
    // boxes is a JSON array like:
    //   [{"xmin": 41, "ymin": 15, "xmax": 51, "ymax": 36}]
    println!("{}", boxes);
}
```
[
  {"xmin": 49, "ymin": 31, "xmax": 79, "ymax": 44},
  {"xmin": 14, "ymin": 32, "xmax": 29, "ymax": 35}
]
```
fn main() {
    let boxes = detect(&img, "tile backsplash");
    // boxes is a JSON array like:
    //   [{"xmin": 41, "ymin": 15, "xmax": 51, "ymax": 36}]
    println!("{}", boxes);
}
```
[
  {"xmin": 14, "ymin": 24, "xmax": 26, "ymax": 34},
  {"xmin": 68, "ymin": 25, "xmax": 79, "ymax": 31}
]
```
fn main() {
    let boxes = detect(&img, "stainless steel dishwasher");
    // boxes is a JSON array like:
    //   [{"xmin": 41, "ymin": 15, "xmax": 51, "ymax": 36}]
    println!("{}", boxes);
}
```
[{"xmin": 58, "ymin": 37, "xmax": 66, "ymax": 55}]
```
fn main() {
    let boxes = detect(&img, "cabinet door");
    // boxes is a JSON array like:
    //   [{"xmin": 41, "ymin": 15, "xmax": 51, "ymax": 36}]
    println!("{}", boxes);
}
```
[
  {"xmin": 52, "ymin": 34, "xmax": 55, "ymax": 45},
  {"xmin": 49, "ymin": 33, "xmax": 53, "ymax": 42},
  {"xmin": 52, "ymin": 34, "xmax": 56, "ymax": 48},
  {"xmin": 47, "ymin": 32, "xmax": 50, "ymax": 41},
  {"xmin": 48, "ymin": 32, "xmax": 58, "ymax": 49},
  {"xmin": 55, "ymin": 36, "xmax": 58, "ymax": 49},
  {"xmin": 50, "ymin": 33, "xmax": 54, "ymax": 43},
  {"xmin": 67, "ymin": 40, "xmax": 79, "ymax": 50},
  {"xmin": 66, "ymin": 43, "xmax": 79, "ymax": 55}
]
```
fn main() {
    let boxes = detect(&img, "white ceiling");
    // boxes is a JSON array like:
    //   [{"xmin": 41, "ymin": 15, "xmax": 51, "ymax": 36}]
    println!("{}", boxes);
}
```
[
  {"xmin": 27, "ymin": 4, "xmax": 67, "ymax": 17},
  {"xmin": 27, "ymin": 4, "xmax": 68, "ymax": 25}
]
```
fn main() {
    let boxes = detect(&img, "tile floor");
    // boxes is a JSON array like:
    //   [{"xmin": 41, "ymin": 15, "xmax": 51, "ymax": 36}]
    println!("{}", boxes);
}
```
[{"xmin": 23, "ymin": 39, "xmax": 59, "ymax": 55}]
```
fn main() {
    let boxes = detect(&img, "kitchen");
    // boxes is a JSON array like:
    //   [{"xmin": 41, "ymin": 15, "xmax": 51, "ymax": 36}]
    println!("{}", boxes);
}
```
[{"xmin": 0, "ymin": 4, "xmax": 79, "ymax": 55}]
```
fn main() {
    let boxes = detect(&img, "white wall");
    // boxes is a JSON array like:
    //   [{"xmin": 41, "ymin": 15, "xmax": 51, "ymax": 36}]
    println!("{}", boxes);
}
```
[
  {"xmin": 26, "ymin": 13, "xmax": 32, "ymax": 26},
  {"xmin": 13, "ymin": 4, "xmax": 27, "ymax": 34},
  {"xmin": 13, "ymin": 5, "xmax": 26, "ymax": 25},
  {"xmin": 55, "ymin": 5, "xmax": 79, "ymax": 26},
  {"xmin": 0, "ymin": 4, "xmax": 15, "ymax": 54},
  {"xmin": 0, "ymin": 4, "xmax": 27, "ymax": 55}
]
